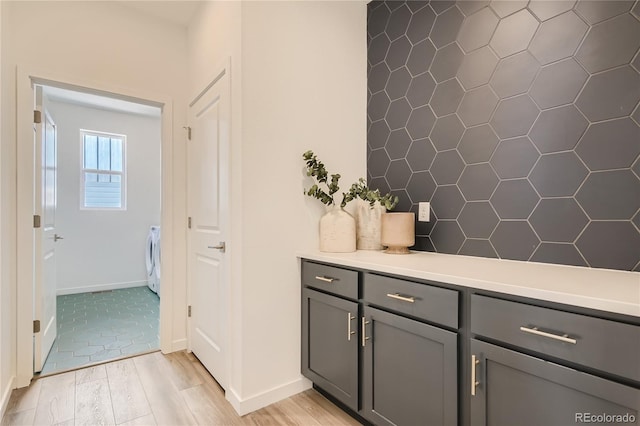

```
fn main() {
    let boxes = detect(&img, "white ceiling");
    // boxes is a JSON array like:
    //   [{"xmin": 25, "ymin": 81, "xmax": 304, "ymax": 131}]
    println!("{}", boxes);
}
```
[
  {"xmin": 114, "ymin": 0, "xmax": 202, "ymax": 27},
  {"xmin": 43, "ymin": 86, "xmax": 162, "ymax": 117}
]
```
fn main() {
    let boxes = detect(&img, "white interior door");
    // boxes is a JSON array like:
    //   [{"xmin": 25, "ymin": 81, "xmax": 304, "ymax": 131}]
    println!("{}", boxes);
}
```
[
  {"xmin": 187, "ymin": 68, "xmax": 230, "ymax": 389},
  {"xmin": 34, "ymin": 86, "xmax": 58, "ymax": 372}
]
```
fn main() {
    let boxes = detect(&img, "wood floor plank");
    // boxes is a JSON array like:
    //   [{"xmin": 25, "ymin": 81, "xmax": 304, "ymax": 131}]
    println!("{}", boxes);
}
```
[
  {"xmin": 75, "ymin": 377, "xmax": 116, "ymax": 426},
  {"xmin": 3, "ymin": 379, "xmax": 41, "ymax": 415},
  {"xmin": 291, "ymin": 390, "xmax": 361, "ymax": 426},
  {"xmin": 0, "ymin": 408, "xmax": 35, "ymax": 426},
  {"xmin": 76, "ymin": 364, "xmax": 107, "ymax": 385},
  {"xmin": 133, "ymin": 352, "xmax": 198, "ymax": 426},
  {"xmin": 117, "ymin": 413, "xmax": 157, "ymax": 426},
  {"xmin": 161, "ymin": 351, "xmax": 203, "ymax": 391},
  {"xmin": 33, "ymin": 371, "xmax": 75, "ymax": 425},
  {"xmin": 106, "ymin": 358, "xmax": 152, "ymax": 425},
  {"xmin": 181, "ymin": 384, "xmax": 240, "ymax": 426}
]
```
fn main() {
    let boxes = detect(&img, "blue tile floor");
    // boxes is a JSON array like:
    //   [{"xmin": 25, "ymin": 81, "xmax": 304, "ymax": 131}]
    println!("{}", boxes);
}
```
[{"xmin": 41, "ymin": 286, "xmax": 159, "ymax": 375}]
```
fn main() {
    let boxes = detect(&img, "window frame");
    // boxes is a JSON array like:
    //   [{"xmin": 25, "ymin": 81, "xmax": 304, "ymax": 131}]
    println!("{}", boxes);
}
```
[{"xmin": 79, "ymin": 129, "xmax": 127, "ymax": 211}]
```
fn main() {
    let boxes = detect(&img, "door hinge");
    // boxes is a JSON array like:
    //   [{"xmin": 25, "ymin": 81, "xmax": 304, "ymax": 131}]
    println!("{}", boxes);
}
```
[
  {"xmin": 34, "ymin": 110, "xmax": 42, "ymax": 124},
  {"xmin": 188, "ymin": 217, "xmax": 192, "ymax": 229},
  {"xmin": 188, "ymin": 305, "xmax": 192, "ymax": 317},
  {"xmin": 183, "ymin": 126, "xmax": 191, "ymax": 141},
  {"xmin": 33, "ymin": 320, "xmax": 41, "ymax": 333},
  {"xmin": 33, "ymin": 214, "xmax": 41, "ymax": 228}
]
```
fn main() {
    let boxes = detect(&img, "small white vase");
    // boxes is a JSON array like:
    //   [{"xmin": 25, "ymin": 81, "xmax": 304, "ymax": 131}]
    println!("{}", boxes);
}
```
[
  {"xmin": 381, "ymin": 212, "xmax": 415, "ymax": 254},
  {"xmin": 319, "ymin": 204, "xmax": 356, "ymax": 253},
  {"xmin": 356, "ymin": 200, "xmax": 385, "ymax": 250}
]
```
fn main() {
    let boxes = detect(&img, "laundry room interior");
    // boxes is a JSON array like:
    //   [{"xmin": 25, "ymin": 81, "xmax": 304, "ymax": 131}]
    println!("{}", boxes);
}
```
[{"xmin": 39, "ymin": 85, "xmax": 162, "ymax": 375}]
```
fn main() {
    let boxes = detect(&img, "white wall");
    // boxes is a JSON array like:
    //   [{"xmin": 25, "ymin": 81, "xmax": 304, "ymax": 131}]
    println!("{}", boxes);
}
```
[
  {"xmin": 188, "ymin": 0, "xmax": 367, "ymax": 414},
  {"xmin": 3, "ymin": 0, "xmax": 190, "ymax": 384},
  {"xmin": 46, "ymin": 99, "xmax": 161, "ymax": 294}
]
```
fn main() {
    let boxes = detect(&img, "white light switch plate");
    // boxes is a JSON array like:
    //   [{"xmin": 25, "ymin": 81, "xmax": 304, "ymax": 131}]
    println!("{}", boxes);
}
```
[{"xmin": 418, "ymin": 202, "xmax": 430, "ymax": 222}]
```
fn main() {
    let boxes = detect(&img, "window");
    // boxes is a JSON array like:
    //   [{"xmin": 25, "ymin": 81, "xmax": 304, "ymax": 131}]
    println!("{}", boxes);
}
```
[{"xmin": 81, "ymin": 130, "xmax": 126, "ymax": 209}]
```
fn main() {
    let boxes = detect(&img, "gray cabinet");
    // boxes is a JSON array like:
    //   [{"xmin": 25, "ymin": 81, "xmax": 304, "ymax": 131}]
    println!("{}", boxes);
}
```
[
  {"xmin": 301, "ymin": 287, "xmax": 359, "ymax": 411},
  {"xmin": 362, "ymin": 305, "xmax": 457, "ymax": 426},
  {"xmin": 470, "ymin": 339, "xmax": 640, "ymax": 426}
]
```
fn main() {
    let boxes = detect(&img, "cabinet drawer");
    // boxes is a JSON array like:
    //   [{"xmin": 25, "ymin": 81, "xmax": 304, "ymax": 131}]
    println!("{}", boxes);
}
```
[
  {"xmin": 364, "ymin": 273, "xmax": 458, "ymax": 329},
  {"xmin": 471, "ymin": 294, "xmax": 640, "ymax": 382},
  {"xmin": 302, "ymin": 261, "xmax": 358, "ymax": 300}
]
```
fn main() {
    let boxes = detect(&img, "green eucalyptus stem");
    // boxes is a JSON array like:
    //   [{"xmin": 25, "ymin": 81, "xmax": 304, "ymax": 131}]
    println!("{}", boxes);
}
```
[
  {"xmin": 303, "ymin": 150, "xmax": 343, "ymax": 206},
  {"xmin": 343, "ymin": 177, "xmax": 399, "ymax": 210}
]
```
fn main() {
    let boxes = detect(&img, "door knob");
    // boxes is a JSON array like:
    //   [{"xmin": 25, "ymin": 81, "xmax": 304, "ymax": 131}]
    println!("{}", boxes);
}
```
[
  {"xmin": 207, "ymin": 242, "xmax": 226, "ymax": 253},
  {"xmin": 53, "ymin": 234, "xmax": 64, "ymax": 242}
]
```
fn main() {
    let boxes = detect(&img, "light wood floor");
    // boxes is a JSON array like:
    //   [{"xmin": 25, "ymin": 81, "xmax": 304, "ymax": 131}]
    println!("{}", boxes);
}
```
[{"xmin": 1, "ymin": 351, "xmax": 361, "ymax": 426}]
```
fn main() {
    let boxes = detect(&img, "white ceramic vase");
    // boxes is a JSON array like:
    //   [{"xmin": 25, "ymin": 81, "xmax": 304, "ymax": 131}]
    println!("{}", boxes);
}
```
[
  {"xmin": 355, "ymin": 200, "xmax": 385, "ymax": 250},
  {"xmin": 381, "ymin": 212, "xmax": 415, "ymax": 254},
  {"xmin": 319, "ymin": 204, "xmax": 356, "ymax": 253}
]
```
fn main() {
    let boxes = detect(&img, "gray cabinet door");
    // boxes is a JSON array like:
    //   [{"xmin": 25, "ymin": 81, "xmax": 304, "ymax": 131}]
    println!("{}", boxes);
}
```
[
  {"xmin": 302, "ymin": 288, "xmax": 359, "ymax": 411},
  {"xmin": 470, "ymin": 339, "xmax": 640, "ymax": 426},
  {"xmin": 363, "ymin": 306, "xmax": 458, "ymax": 426}
]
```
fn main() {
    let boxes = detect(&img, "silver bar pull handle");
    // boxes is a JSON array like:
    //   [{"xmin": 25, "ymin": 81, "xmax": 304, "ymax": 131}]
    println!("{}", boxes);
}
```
[
  {"xmin": 361, "ymin": 317, "xmax": 370, "ymax": 347},
  {"xmin": 347, "ymin": 313, "xmax": 356, "ymax": 341},
  {"xmin": 208, "ymin": 242, "xmax": 226, "ymax": 253},
  {"xmin": 471, "ymin": 355, "xmax": 480, "ymax": 396},
  {"xmin": 315, "ymin": 275, "xmax": 335, "ymax": 283},
  {"xmin": 386, "ymin": 293, "xmax": 415, "ymax": 303},
  {"xmin": 519, "ymin": 326, "xmax": 577, "ymax": 344},
  {"xmin": 53, "ymin": 234, "xmax": 64, "ymax": 242}
]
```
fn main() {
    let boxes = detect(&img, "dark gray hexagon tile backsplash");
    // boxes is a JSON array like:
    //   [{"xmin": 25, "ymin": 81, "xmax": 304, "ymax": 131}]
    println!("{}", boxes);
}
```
[{"xmin": 367, "ymin": 0, "xmax": 640, "ymax": 271}]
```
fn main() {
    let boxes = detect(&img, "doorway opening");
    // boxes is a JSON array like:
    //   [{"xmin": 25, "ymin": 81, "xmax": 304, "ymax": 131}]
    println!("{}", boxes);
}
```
[{"xmin": 35, "ymin": 84, "xmax": 162, "ymax": 376}]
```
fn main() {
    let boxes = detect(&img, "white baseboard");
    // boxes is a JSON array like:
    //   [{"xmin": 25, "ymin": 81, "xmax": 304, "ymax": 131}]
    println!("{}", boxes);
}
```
[
  {"xmin": 226, "ymin": 376, "xmax": 312, "ymax": 416},
  {"xmin": 171, "ymin": 338, "xmax": 187, "ymax": 352},
  {"xmin": 57, "ymin": 280, "xmax": 148, "ymax": 296},
  {"xmin": 0, "ymin": 375, "xmax": 16, "ymax": 421}
]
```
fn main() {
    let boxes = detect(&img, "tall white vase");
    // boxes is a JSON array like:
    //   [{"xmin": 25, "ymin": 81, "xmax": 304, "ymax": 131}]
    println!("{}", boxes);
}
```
[
  {"xmin": 355, "ymin": 200, "xmax": 385, "ymax": 250},
  {"xmin": 319, "ymin": 204, "xmax": 356, "ymax": 253}
]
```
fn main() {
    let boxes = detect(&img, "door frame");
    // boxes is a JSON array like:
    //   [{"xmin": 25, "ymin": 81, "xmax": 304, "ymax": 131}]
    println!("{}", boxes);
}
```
[{"xmin": 16, "ymin": 66, "xmax": 175, "ymax": 387}]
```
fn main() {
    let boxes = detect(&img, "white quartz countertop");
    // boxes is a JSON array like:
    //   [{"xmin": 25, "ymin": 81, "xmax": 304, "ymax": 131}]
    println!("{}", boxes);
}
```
[{"xmin": 298, "ymin": 250, "xmax": 640, "ymax": 318}]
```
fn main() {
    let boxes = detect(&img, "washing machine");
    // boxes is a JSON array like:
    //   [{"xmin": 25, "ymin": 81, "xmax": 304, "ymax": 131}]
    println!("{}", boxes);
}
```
[
  {"xmin": 152, "ymin": 227, "xmax": 161, "ymax": 296},
  {"xmin": 146, "ymin": 226, "xmax": 160, "ymax": 294}
]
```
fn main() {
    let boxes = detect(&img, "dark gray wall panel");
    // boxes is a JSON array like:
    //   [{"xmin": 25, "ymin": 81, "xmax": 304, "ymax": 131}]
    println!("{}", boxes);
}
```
[{"xmin": 367, "ymin": 0, "xmax": 640, "ymax": 271}]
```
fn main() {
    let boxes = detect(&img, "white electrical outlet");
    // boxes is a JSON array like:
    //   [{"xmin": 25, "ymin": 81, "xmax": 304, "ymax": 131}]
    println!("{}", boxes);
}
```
[{"xmin": 418, "ymin": 202, "xmax": 431, "ymax": 222}]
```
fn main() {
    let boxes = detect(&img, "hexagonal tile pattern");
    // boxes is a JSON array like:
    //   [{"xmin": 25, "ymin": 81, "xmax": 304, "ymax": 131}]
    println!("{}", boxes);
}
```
[
  {"xmin": 575, "ymin": 0, "xmax": 633, "ymax": 25},
  {"xmin": 386, "ymin": 36, "xmax": 412, "ymax": 71},
  {"xmin": 369, "ymin": 33, "xmax": 391, "ymax": 66},
  {"xmin": 458, "ymin": 163, "xmax": 499, "ymax": 201},
  {"xmin": 529, "ymin": 11, "xmax": 589, "ymax": 65},
  {"xmin": 633, "ymin": 1, "xmax": 640, "ymax": 19},
  {"xmin": 431, "ymin": 150, "xmax": 465, "ymax": 185},
  {"xmin": 490, "ymin": 0, "xmax": 528, "ymax": 18},
  {"xmin": 490, "ymin": 9, "xmax": 539, "ymax": 58},
  {"xmin": 575, "ymin": 13, "xmax": 640, "ymax": 74},
  {"xmin": 431, "ymin": 43, "xmax": 465, "ymax": 83},
  {"xmin": 531, "ymin": 243, "xmax": 587, "ymax": 267},
  {"xmin": 406, "ymin": 170, "xmax": 437, "ymax": 202},
  {"xmin": 459, "ymin": 239, "xmax": 498, "ymax": 258},
  {"xmin": 391, "ymin": 189, "xmax": 412, "ymax": 212},
  {"xmin": 431, "ymin": 185, "xmax": 466, "ymax": 219},
  {"xmin": 528, "ymin": 0, "xmax": 576, "ymax": 21},
  {"xmin": 458, "ymin": 85, "xmax": 499, "ymax": 127},
  {"xmin": 368, "ymin": 148, "xmax": 391, "ymax": 177},
  {"xmin": 368, "ymin": 91, "xmax": 390, "ymax": 121},
  {"xmin": 369, "ymin": 176, "xmax": 391, "ymax": 195},
  {"xmin": 529, "ymin": 105, "xmax": 588, "ymax": 154},
  {"xmin": 385, "ymin": 97, "xmax": 412, "ymax": 130},
  {"xmin": 457, "ymin": 7, "xmax": 499, "ymax": 53},
  {"xmin": 385, "ymin": 4, "xmax": 412, "ymax": 41},
  {"xmin": 491, "ymin": 136, "xmax": 539, "ymax": 179},
  {"xmin": 530, "ymin": 198, "xmax": 589, "ymax": 242},
  {"xmin": 576, "ymin": 66, "xmax": 640, "ymax": 122},
  {"xmin": 431, "ymin": 220, "xmax": 466, "ymax": 254},
  {"xmin": 529, "ymin": 152, "xmax": 588, "ymax": 197},
  {"xmin": 406, "ymin": 105, "xmax": 436, "ymax": 139},
  {"xmin": 386, "ymin": 66, "xmax": 412, "ymax": 100},
  {"xmin": 576, "ymin": 170, "xmax": 640, "ymax": 220},
  {"xmin": 458, "ymin": 124, "xmax": 500, "ymax": 164},
  {"xmin": 407, "ymin": 72, "xmax": 436, "ymax": 108},
  {"xmin": 386, "ymin": 159, "xmax": 412, "ymax": 189},
  {"xmin": 491, "ymin": 221, "xmax": 540, "ymax": 261},
  {"xmin": 431, "ymin": 114, "xmax": 465, "ymax": 151},
  {"xmin": 368, "ymin": 3, "xmax": 391, "ymax": 38},
  {"xmin": 457, "ymin": 1, "xmax": 490, "ymax": 17},
  {"xmin": 431, "ymin": 79, "xmax": 465, "ymax": 117},
  {"xmin": 385, "ymin": 128, "xmax": 412, "ymax": 160},
  {"xmin": 407, "ymin": 39, "xmax": 437, "ymax": 76},
  {"xmin": 368, "ymin": 120, "xmax": 390, "ymax": 150},
  {"xmin": 457, "ymin": 46, "xmax": 499, "ymax": 90},
  {"xmin": 369, "ymin": 62, "xmax": 391, "ymax": 94},
  {"xmin": 406, "ymin": 138, "xmax": 436, "ymax": 172},
  {"xmin": 431, "ymin": 1, "xmax": 456, "ymax": 14},
  {"xmin": 491, "ymin": 95, "xmax": 539, "ymax": 139},
  {"xmin": 530, "ymin": 59, "xmax": 588, "ymax": 109},
  {"xmin": 576, "ymin": 118, "xmax": 640, "ymax": 171},
  {"xmin": 490, "ymin": 179, "xmax": 540, "ymax": 219},
  {"xmin": 576, "ymin": 222, "xmax": 640, "ymax": 270},
  {"xmin": 490, "ymin": 51, "xmax": 540, "ymax": 98},
  {"xmin": 407, "ymin": 5, "xmax": 436, "ymax": 44},
  {"xmin": 458, "ymin": 201, "xmax": 499, "ymax": 238},
  {"xmin": 430, "ymin": 6, "xmax": 465, "ymax": 48}
]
